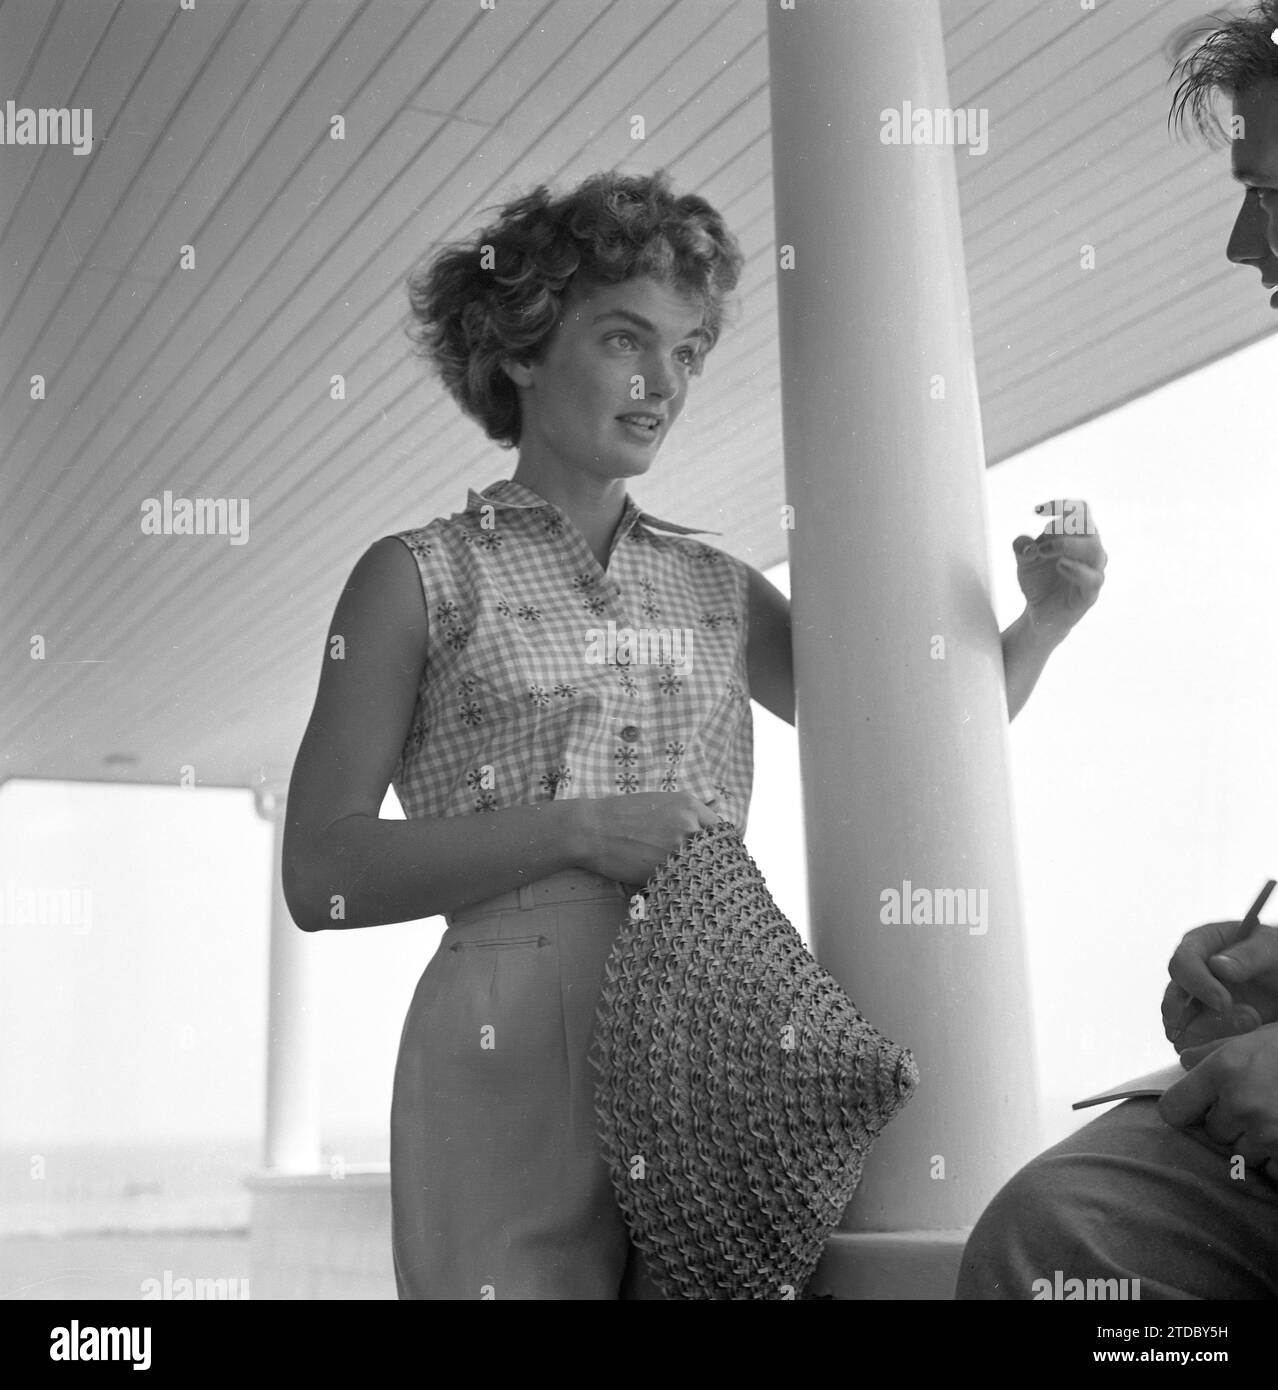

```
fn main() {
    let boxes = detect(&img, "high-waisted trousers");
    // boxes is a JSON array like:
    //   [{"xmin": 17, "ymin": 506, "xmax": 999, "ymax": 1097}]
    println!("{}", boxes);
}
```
[{"xmin": 390, "ymin": 867, "xmax": 665, "ymax": 1300}]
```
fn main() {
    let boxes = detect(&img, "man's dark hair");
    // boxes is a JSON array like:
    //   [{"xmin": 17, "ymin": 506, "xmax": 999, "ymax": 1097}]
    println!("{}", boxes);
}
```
[{"xmin": 1170, "ymin": 2, "xmax": 1278, "ymax": 142}]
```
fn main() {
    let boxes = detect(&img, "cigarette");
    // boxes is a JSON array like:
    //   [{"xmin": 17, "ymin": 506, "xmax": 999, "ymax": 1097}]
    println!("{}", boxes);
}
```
[{"xmin": 1033, "ymin": 499, "xmax": 1095, "ymax": 535}]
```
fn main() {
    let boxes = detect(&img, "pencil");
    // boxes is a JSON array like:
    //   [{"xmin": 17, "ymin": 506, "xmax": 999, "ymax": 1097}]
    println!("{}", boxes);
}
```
[{"xmin": 1172, "ymin": 878, "xmax": 1276, "ymax": 1046}]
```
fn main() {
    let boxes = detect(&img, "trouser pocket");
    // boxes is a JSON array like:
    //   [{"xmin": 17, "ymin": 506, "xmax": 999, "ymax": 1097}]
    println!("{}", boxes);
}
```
[{"xmin": 449, "ymin": 934, "xmax": 547, "ymax": 951}]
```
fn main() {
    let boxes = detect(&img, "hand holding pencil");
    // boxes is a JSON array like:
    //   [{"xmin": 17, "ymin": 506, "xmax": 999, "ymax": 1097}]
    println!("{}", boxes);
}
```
[{"xmin": 1161, "ymin": 879, "xmax": 1278, "ymax": 1061}]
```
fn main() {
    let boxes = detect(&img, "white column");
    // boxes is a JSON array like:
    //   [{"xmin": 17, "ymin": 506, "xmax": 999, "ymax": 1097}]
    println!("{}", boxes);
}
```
[
  {"xmin": 255, "ymin": 786, "xmax": 321, "ymax": 1171},
  {"xmin": 766, "ymin": 0, "xmax": 1039, "ymax": 1292}
]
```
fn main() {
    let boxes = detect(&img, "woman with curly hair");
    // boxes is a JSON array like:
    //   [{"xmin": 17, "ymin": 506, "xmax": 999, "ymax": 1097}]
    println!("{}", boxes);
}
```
[
  {"xmin": 282, "ymin": 167, "xmax": 1101, "ymax": 1300},
  {"xmin": 283, "ymin": 168, "xmax": 782, "ymax": 1299}
]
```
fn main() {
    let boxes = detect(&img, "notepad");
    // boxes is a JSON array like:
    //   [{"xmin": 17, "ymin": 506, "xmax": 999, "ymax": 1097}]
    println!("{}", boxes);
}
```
[{"xmin": 1072, "ymin": 1060, "xmax": 1186, "ymax": 1110}]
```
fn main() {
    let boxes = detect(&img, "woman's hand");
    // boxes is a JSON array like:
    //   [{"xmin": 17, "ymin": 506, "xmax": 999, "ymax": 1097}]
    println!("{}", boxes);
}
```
[
  {"xmin": 1012, "ymin": 498, "xmax": 1107, "ymax": 647},
  {"xmin": 573, "ymin": 792, "xmax": 722, "ymax": 885}
]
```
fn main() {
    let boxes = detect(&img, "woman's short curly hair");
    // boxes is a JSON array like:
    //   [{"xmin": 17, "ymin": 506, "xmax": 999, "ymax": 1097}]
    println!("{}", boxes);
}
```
[{"xmin": 404, "ymin": 168, "xmax": 746, "ymax": 449}]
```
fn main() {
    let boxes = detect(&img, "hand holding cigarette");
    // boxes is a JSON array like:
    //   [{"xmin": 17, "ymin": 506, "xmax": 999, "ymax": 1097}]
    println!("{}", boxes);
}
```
[{"xmin": 1012, "ymin": 498, "xmax": 1107, "ymax": 643}]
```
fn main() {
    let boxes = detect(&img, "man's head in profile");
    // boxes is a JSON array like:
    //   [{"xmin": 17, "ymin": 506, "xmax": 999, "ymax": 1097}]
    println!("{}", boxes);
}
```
[{"xmin": 1172, "ymin": 2, "xmax": 1278, "ymax": 307}]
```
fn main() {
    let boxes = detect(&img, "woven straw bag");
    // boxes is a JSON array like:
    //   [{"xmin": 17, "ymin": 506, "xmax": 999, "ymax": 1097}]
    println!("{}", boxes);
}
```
[{"xmin": 591, "ymin": 820, "xmax": 919, "ymax": 1300}]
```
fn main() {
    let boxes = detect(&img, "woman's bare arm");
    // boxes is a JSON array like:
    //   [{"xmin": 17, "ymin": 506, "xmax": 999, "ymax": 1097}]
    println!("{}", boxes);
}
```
[
  {"xmin": 282, "ymin": 538, "xmax": 718, "ymax": 929},
  {"xmin": 282, "ymin": 537, "xmax": 591, "ymax": 930}
]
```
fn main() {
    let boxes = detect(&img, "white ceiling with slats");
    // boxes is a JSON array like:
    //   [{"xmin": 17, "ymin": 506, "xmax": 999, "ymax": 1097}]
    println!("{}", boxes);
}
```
[{"xmin": 2, "ymin": 0, "xmax": 1272, "ymax": 792}]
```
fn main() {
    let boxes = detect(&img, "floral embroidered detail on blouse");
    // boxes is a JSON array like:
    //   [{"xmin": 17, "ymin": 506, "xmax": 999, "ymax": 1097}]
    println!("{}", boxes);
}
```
[
  {"xmin": 388, "ymin": 478, "xmax": 754, "ymax": 833},
  {"xmin": 540, "ymin": 764, "xmax": 573, "ymax": 796},
  {"xmin": 404, "ymin": 717, "xmax": 428, "ymax": 759}
]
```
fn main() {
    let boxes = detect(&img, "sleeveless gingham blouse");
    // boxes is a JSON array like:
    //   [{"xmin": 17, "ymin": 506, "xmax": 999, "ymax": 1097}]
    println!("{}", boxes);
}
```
[{"xmin": 388, "ymin": 478, "xmax": 754, "ymax": 833}]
